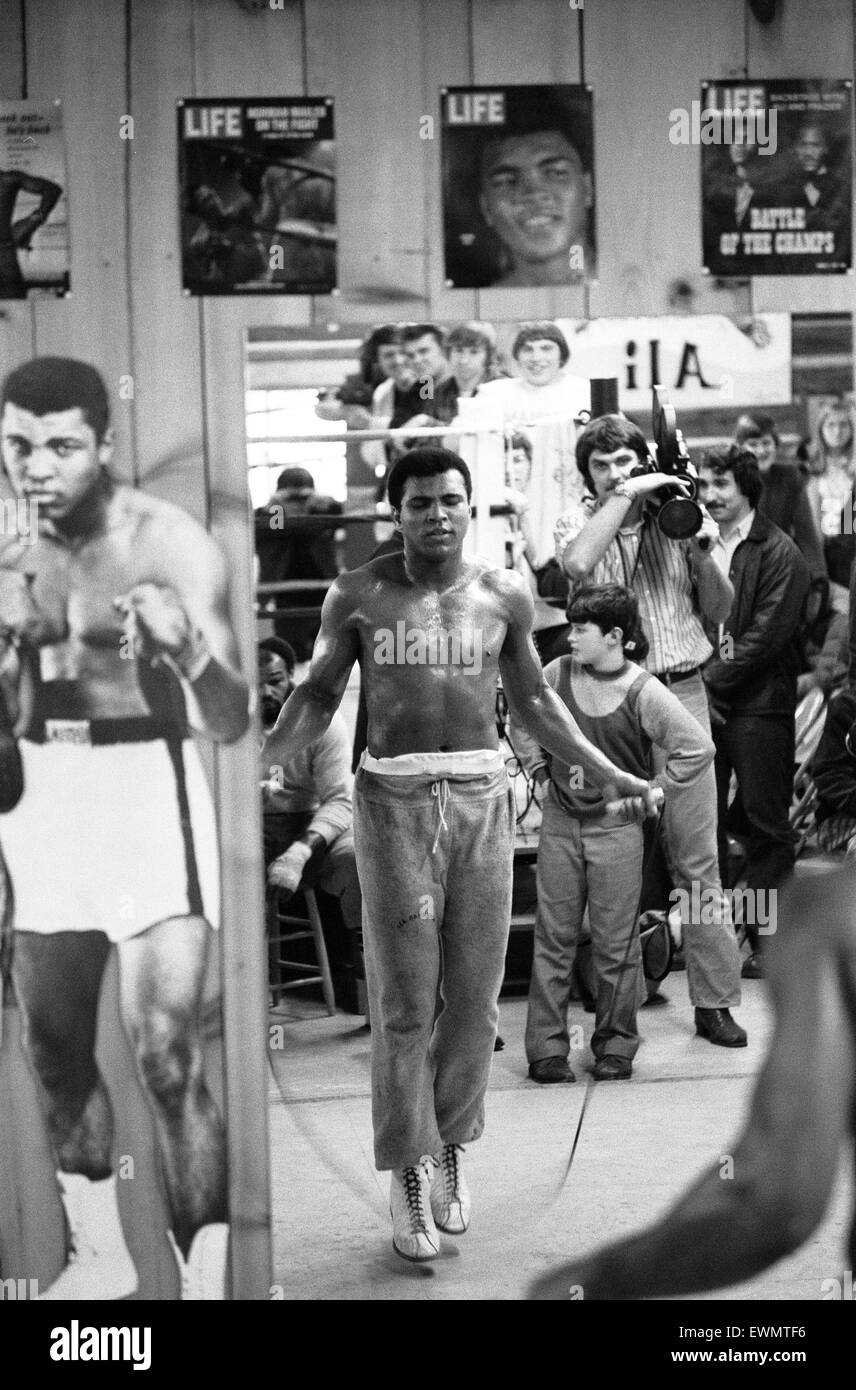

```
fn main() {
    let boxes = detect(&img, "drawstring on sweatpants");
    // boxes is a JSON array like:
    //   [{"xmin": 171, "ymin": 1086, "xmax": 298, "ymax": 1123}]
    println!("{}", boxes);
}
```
[{"xmin": 431, "ymin": 779, "xmax": 449, "ymax": 854}]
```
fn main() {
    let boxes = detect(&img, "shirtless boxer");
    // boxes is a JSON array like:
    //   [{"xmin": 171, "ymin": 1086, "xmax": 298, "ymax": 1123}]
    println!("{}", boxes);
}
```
[
  {"xmin": 526, "ymin": 861, "xmax": 856, "ymax": 1300},
  {"xmin": 0, "ymin": 357, "xmax": 249, "ymax": 1299},
  {"xmin": 265, "ymin": 446, "xmax": 661, "ymax": 1263}
]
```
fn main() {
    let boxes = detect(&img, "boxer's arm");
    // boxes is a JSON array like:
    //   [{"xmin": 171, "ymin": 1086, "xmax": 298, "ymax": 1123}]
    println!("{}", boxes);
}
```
[
  {"xmin": 497, "ymin": 574, "xmax": 658, "ymax": 815},
  {"xmin": 527, "ymin": 873, "xmax": 854, "ymax": 1300},
  {"xmin": 264, "ymin": 579, "xmax": 359, "ymax": 769},
  {"xmin": 123, "ymin": 520, "xmax": 249, "ymax": 744}
]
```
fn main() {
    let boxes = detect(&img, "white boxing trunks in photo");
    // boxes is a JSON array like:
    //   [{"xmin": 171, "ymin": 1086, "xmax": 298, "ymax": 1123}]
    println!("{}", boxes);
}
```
[{"xmin": 1, "ymin": 725, "xmax": 220, "ymax": 941}]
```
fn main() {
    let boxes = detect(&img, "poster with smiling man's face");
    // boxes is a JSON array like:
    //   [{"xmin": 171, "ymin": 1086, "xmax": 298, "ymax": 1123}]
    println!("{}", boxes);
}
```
[{"xmin": 441, "ymin": 85, "xmax": 596, "ymax": 290}]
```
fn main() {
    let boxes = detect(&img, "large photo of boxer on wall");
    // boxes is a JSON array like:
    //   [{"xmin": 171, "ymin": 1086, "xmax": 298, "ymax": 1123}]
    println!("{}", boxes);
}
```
[
  {"xmin": 441, "ymin": 84, "xmax": 596, "ymax": 290},
  {"xmin": 0, "ymin": 357, "xmax": 250, "ymax": 1300}
]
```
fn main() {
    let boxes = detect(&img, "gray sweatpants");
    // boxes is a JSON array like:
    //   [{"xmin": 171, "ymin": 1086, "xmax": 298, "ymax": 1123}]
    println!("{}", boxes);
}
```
[{"xmin": 353, "ymin": 758, "xmax": 514, "ymax": 1171}]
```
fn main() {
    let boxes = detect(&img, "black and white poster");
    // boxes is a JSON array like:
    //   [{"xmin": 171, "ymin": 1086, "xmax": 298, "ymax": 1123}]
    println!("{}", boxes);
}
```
[
  {"xmin": 0, "ymin": 99, "xmax": 69, "ymax": 299},
  {"xmin": 441, "ymin": 84, "xmax": 596, "ymax": 289},
  {"xmin": 178, "ymin": 97, "xmax": 337, "ymax": 296},
  {"xmin": 700, "ymin": 78, "xmax": 852, "ymax": 276}
]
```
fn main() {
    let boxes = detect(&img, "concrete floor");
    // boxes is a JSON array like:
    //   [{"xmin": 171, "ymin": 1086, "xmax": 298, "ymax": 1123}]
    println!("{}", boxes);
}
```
[{"xmin": 266, "ymin": 968, "xmax": 852, "ymax": 1302}]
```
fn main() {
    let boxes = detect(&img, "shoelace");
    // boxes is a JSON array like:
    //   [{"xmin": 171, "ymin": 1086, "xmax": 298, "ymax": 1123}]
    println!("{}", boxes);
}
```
[
  {"xmin": 430, "ymin": 779, "xmax": 449, "ymax": 854},
  {"xmin": 402, "ymin": 1161, "xmax": 433, "ymax": 1230},
  {"xmin": 439, "ymin": 1143, "xmax": 463, "ymax": 1198}
]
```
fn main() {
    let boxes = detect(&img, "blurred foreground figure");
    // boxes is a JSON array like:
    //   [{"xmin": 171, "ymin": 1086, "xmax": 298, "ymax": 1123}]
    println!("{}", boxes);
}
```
[{"xmin": 526, "ymin": 862, "xmax": 856, "ymax": 1299}]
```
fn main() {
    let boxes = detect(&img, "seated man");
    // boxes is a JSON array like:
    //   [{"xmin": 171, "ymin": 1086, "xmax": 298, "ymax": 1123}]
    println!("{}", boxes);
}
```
[{"xmin": 258, "ymin": 637, "xmax": 362, "ymax": 956}]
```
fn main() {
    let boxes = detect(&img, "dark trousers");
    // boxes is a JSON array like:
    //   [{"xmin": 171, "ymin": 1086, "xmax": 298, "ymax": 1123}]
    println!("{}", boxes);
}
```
[{"xmin": 713, "ymin": 713, "xmax": 795, "ymax": 949}]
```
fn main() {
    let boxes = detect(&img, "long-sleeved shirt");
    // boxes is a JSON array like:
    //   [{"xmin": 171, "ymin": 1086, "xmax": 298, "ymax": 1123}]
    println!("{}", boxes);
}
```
[
  {"xmin": 260, "ymin": 709, "xmax": 353, "ymax": 845},
  {"xmin": 512, "ymin": 656, "xmax": 714, "ymax": 821}
]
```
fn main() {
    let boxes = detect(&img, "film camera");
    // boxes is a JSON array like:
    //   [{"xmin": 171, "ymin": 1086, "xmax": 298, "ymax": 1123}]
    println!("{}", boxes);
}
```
[
  {"xmin": 580, "ymin": 382, "xmax": 707, "ymax": 545},
  {"xmin": 631, "ymin": 386, "xmax": 706, "ymax": 544}
]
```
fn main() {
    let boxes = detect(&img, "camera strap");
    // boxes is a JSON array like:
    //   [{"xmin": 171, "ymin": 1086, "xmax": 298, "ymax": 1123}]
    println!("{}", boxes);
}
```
[{"xmin": 617, "ymin": 514, "xmax": 648, "ymax": 590}]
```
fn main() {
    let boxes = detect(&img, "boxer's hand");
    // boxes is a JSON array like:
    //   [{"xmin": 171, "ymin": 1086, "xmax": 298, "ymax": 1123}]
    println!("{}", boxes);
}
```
[
  {"xmin": 0, "ymin": 569, "xmax": 43, "ymax": 645},
  {"xmin": 114, "ymin": 583, "xmax": 194, "ymax": 663},
  {"xmin": 603, "ymin": 775, "xmax": 663, "ymax": 820},
  {"xmin": 267, "ymin": 841, "xmax": 312, "ymax": 896}
]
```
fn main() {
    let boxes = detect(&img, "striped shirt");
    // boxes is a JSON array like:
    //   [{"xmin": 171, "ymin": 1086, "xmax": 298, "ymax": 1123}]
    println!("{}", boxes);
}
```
[{"xmin": 554, "ymin": 496, "xmax": 713, "ymax": 676}]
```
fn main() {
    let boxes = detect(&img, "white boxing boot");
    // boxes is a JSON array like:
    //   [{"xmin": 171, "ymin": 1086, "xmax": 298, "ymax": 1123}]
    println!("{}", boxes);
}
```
[
  {"xmin": 168, "ymin": 1223, "xmax": 229, "ymax": 1300},
  {"xmin": 39, "ymin": 1172, "xmax": 138, "ymax": 1300},
  {"xmin": 390, "ymin": 1158, "xmax": 440, "ymax": 1261}
]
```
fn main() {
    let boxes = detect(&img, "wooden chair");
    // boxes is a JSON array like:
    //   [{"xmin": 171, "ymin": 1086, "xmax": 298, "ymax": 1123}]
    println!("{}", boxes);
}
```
[{"xmin": 266, "ymin": 884, "xmax": 336, "ymax": 1015}]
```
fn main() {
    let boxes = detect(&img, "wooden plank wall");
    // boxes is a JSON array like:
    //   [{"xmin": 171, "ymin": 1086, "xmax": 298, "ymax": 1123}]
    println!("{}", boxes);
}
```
[{"xmin": 0, "ymin": 0, "xmax": 853, "ymax": 1302}]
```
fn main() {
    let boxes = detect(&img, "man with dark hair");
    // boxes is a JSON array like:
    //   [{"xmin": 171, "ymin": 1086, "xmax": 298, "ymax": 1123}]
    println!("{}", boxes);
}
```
[
  {"xmin": 513, "ymin": 582, "xmax": 712, "ymax": 1085},
  {"xmin": 0, "ymin": 355, "xmax": 249, "ymax": 1300},
  {"xmin": 556, "ymin": 414, "xmax": 748, "ymax": 1048},
  {"xmin": 265, "ymin": 444, "xmax": 660, "ymax": 1264},
  {"xmin": 700, "ymin": 445, "xmax": 809, "ymax": 979},
  {"xmin": 733, "ymin": 412, "xmax": 826, "ymax": 621},
  {"xmin": 258, "ymin": 637, "xmax": 361, "ymax": 938}
]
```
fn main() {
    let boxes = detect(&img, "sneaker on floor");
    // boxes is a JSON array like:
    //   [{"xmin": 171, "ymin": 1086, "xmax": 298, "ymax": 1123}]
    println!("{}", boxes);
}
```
[
  {"xmin": 528, "ymin": 1056, "xmax": 576, "ymax": 1084},
  {"xmin": 430, "ymin": 1143, "xmax": 471, "ymax": 1234},
  {"xmin": 741, "ymin": 951, "xmax": 765, "ymax": 979},
  {"xmin": 593, "ymin": 1054, "xmax": 633, "ymax": 1081},
  {"xmin": 390, "ymin": 1159, "xmax": 440, "ymax": 1262}
]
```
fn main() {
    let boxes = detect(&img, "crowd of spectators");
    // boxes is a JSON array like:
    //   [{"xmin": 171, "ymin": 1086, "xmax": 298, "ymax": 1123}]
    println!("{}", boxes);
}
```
[{"xmin": 256, "ymin": 316, "xmax": 856, "ymax": 1071}]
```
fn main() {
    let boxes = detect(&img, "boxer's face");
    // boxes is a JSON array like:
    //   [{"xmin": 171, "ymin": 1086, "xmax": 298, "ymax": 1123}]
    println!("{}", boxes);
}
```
[
  {"xmin": 480, "ymin": 131, "xmax": 591, "ymax": 273},
  {"xmin": 1, "ymin": 402, "xmax": 112, "ymax": 522},
  {"xmin": 394, "ymin": 470, "xmax": 471, "ymax": 558},
  {"xmin": 795, "ymin": 127, "xmax": 826, "ymax": 174}
]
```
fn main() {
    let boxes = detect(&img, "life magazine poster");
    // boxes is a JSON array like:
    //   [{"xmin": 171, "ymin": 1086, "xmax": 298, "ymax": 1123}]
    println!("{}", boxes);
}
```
[
  {"xmin": 701, "ymin": 78, "xmax": 852, "ymax": 277},
  {"xmin": 179, "ymin": 97, "xmax": 337, "ymax": 296}
]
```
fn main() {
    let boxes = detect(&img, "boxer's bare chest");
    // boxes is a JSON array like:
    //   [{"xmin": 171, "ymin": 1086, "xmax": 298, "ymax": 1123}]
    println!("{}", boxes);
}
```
[{"xmin": 25, "ymin": 516, "xmax": 162, "ymax": 676}]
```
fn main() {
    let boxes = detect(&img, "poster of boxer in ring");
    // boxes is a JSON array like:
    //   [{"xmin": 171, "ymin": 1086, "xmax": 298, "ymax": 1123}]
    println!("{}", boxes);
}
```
[
  {"xmin": 441, "ymin": 84, "xmax": 596, "ymax": 290},
  {"xmin": 178, "ymin": 97, "xmax": 337, "ymax": 295},
  {"xmin": 700, "ymin": 78, "xmax": 852, "ymax": 277},
  {"xmin": 0, "ymin": 99, "xmax": 69, "ymax": 299}
]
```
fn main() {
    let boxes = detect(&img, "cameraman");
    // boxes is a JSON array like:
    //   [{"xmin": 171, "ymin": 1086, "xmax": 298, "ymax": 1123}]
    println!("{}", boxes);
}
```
[{"xmin": 555, "ymin": 415, "xmax": 747, "ymax": 1048}]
